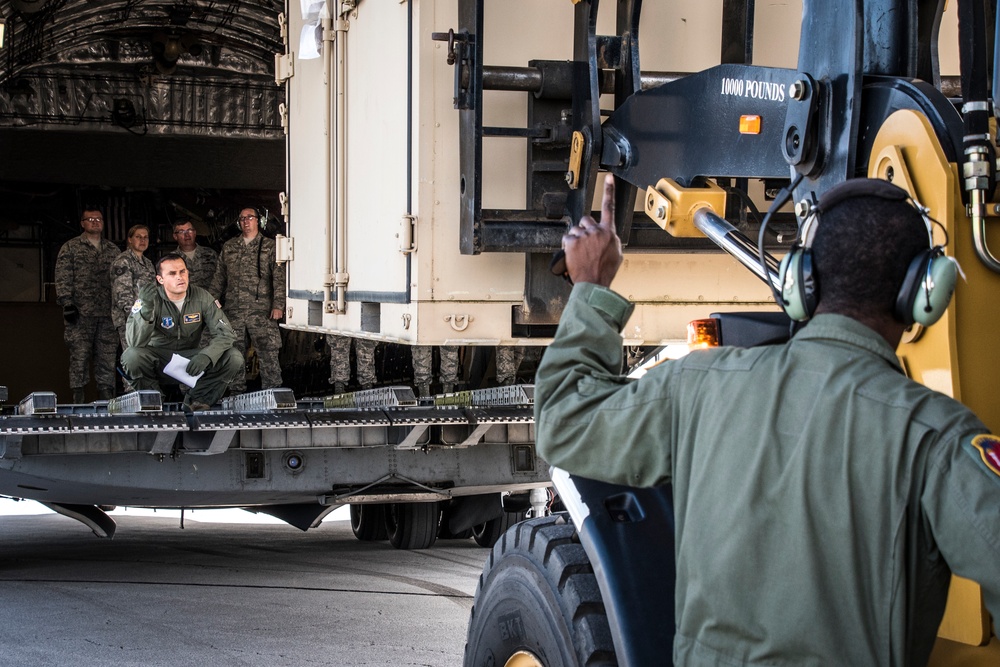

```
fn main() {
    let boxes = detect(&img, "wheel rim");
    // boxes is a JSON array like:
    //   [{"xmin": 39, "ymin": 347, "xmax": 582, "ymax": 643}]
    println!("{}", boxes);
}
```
[
  {"xmin": 503, "ymin": 650, "xmax": 544, "ymax": 667},
  {"xmin": 385, "ymin": 503, "xmax": 399, "ymax": 534}
]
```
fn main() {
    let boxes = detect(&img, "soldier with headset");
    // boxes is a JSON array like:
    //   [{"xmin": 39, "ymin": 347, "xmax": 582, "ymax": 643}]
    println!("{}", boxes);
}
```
[
  {"xmin": 533, "ymin": 176, "xmax": 999, "ymax": 665},
  {"xmin": 210, "ymin": 206, "xmax": 286, "ymax": 393}
]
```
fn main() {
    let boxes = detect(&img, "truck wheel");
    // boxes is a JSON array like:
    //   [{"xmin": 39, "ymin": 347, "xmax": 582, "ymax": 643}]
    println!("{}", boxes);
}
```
[
  {"xmin": 439, "ymin": 524, "xmax": 474, "ymax": 540},
  {"xmin": 472, "ymin": 510, "xmax": 526, "ymax": 548},
  {"xmin": 384, "ymin": 502, "xmax": 439, "ymax": 550},
  {"xmin": 350, "ymin": 503, "xmax": 388, "ymax": 541},
  {"xmin": 464, "ymin": 514, "xmax": 616, "ymax": 667}
]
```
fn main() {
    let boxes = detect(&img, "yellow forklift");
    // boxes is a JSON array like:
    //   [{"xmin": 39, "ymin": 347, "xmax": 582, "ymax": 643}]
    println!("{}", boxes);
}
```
[{"xmin": 455, "ymin": 1, "xmax": 1000, "ymax": 664}]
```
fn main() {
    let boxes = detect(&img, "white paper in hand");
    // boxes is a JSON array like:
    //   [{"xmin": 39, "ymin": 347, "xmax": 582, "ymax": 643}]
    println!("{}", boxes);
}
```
[{"xmin": 164, "ymin": 353, "xmax": 205, "ymax": 388}]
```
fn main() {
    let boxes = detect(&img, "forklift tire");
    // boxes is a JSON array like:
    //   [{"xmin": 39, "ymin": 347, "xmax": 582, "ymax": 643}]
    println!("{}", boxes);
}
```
[
  {"xmin": 464, "ymin": 514, "xmax": 616, "ymax": 667},
  {"xmin": 472, "ymin": 510, "xmax": 526, "ymax": 548},
  {"xmin": 385, "ymin": 501, "xmax": 439, "ymax": 550},
  {"xmin": 350, "ymin": 503, "xmax": 388, "ymax": 541}
]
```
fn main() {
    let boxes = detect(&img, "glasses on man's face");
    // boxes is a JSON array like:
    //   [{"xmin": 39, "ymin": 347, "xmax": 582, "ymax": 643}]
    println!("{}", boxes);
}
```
[
  {"xmin": 82, "ymin": 217, "xmax": 103, "ymax": 223},
  {"xmin": 174, "ymin": 229, "xmax": 195, "ymax": 235},
  {"xmin": 238, "ymin": 215, "xmax": 258, "ymax": 222}
]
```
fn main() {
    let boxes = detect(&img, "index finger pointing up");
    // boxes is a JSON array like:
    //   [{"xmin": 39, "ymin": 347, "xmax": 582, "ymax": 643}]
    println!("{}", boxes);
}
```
[{"xmin": 600, "ymin": 174, "xmax": 616, "ymax": 230}]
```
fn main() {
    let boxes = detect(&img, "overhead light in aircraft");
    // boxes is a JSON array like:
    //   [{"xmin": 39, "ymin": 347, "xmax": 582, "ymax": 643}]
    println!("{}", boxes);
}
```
[
  {"xmin": 150, "ymin": 31, "xmax": 204, "ymax": 75},
  {"xmin": 112, "ymin": 98, "xmax": 139, "ymax": 129}
]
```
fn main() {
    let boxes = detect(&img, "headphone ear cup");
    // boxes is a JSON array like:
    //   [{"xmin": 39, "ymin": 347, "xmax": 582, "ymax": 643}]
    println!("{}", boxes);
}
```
[
  {"xmin": 896, "ymin": 250, "xmax": 957, "ymax": 326},
  {"xmin": 779, "ymin": 247, "xmax": 817, "ymax": 322}
]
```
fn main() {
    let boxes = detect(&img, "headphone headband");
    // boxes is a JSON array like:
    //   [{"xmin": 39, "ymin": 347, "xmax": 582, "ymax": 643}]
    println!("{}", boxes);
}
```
[{"xmin": 814, "ymin": 178, "xmax": 910, "ymax": 214}]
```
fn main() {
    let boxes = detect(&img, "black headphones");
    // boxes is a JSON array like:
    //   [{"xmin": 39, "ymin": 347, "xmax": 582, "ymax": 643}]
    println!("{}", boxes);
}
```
[{"xmin": 776, "ymin": 178, "xmax": 958, "ymax": 326}]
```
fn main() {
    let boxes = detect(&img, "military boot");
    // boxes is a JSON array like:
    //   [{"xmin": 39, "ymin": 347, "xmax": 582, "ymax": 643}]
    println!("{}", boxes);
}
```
[
  {"xmin": 97, "ymin": 387, "xmax": 114, "ymax": 401},
  {"xmin": 417, "ymin": 383, "xmax": 431, "ymax": 398},
  {"xmin": 71, "ymin": 387, "xmax": 86, "ymax": 404},
  {"xmin": 442, "ymin": 383, "xmax": 455, "ymax": 394},
  {"xmin": 334, "ymin": 381, "xmax": 347, "ymax": 394}
]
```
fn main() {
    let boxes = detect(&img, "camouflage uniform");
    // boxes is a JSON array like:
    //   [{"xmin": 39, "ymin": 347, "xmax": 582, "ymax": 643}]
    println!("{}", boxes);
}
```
[
  {"xmin": 498, "ymin": 346, "xmax": 541, "ymax": 384},
  {"xmin": 496, "ymin": 346, "xmax": 525, "ymax": 385},
  {"xmin": 174, "ymin": 245, "xmax": 218, "ymax": 291},
  {"xmin": 110, "ymin": 249, "xmax": 155, "ymax": 346},
  {"xmin": 412, "ymin": 345, "xmax": 460, "ymax": 397},
  {"xmin": 210, "ymin": 234, "xmax": 286, "ymax": 392},
  {"xmin": 54, "ymin": 233, "xmax": 121, "ymax": 396},
  {"xmin": 327, "ymin": 335, "xmax": 377, "ymax": 392}
]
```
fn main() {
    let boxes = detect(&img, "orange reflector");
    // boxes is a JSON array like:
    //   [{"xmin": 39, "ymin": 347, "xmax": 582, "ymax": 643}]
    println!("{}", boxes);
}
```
[
  {"xmin": 687, "ymin": 318, "xmax": 720, "ymax": 349},
  {"xmin": 739, "ymin": 114, "xmax": 761, "ymax": 134}
]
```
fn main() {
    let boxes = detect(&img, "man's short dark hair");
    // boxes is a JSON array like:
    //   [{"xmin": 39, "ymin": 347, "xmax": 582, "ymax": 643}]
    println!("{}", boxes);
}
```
[
  {"xmin": 156, "ymin": 252, "xmax": 189, "ymax": 276},
  {"xmin": 80, "ymin": 206, "xmax": 104, "ymax": 219},
  {"xmin": 172, "ymin": 219, "xmax": 194, "ymax": 232},
  {"xmin": 811, "ymin": 194, "xmax": 930, "ymax": 319}
]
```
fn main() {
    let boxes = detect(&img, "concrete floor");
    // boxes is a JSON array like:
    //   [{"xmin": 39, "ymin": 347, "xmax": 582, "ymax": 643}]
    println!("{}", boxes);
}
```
[{"xmin": 0, "ymin": 512, "xmax": 488, "ymax": 666}]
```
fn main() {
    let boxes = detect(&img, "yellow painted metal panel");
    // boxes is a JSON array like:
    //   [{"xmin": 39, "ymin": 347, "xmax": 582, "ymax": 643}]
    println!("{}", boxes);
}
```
[{"xmin": 869, "ymin": 109, "xmax": 1000, "ymax": 651}]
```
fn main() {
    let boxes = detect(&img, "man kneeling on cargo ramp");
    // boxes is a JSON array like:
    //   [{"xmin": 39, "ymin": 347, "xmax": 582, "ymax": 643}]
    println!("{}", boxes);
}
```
[{"xmin": 122, "ymin": 253, "xmax": 243, "ymax": 410}]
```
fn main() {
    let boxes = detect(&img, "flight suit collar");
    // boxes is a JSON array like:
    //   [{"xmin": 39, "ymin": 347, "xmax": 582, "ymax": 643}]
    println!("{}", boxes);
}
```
[{"xmin": 796, "ymin": 313, "xmax": 903, "ymax": 372}]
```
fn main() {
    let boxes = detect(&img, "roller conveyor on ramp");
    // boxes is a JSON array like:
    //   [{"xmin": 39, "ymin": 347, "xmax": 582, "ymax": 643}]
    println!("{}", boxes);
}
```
[
  {"xmin": 0, "ymin": 386, "xmax": 536, "ymax": 459},
  {"xmin": 0, "ymin": 385, "xmax": 547, "ymax": 543}
]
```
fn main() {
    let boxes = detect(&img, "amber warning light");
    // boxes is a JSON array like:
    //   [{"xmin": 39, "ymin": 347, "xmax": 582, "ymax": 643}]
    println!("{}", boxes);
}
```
[
  {"xmin": 687, "ymin": 318, "xmax": 720, "ymax": 349},
  {"xmin": 739, "ymin": 114, "xmax": 761, "ymax": 135}
]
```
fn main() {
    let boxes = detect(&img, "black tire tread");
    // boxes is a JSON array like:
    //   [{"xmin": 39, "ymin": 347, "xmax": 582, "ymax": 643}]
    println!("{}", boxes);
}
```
[
  {"xmin": 385, "ymin": 502, "xmax": 439, "ymax": 550},
  {"xmin": 464, "ymin": 513, "xmax": 617, "ymax": 667},
  {"xmin": 350, "ymin": 503, "xmax": 388, "ymax": 541},
  {"xmin": 472, "ymin": 509, "xmax": 526, "ymax": 548}
]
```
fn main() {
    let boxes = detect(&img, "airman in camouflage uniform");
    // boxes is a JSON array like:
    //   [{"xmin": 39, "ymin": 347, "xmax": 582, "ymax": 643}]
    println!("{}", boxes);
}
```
[
  {"xmin": 327, "ymin": 335, "xmax": 377, "ymax": 393},
  {"xmin": 496, "ymin": 346, "xmax": 524, "ymax": 385},
  {"xmin": 496, "ymin": 345, "xmax": 540, "ymax": 385},
  {"xmin": 210, "ymin": 207, "xmax": 285, "ymax": 393},
  {"xmin": 54, "ymin": 207, "xmax": 121, "ymax": 402},
  {"xmin": 412, "ymin": 345, "xmax": 460, "ymax": 397},
  {"xmin": 110, "ymin": 224, "xmax": 154, "ymax": 347},
  {"xmin": 171, "ymin": 219, "xmax": 218, "ymax": 291}
]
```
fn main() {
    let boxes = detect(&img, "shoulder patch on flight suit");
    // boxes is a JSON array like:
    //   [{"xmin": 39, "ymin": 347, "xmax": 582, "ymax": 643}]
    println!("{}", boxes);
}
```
[
  {"xmin": 183, "ymin": 313, "xmax": 202, "ymax": 324},
  {"xmin": 214, "ymin": 300, "xmax": 222, "ymax": 309},
  {"xmin": 114, "ymin": 265, "xmax": 128, "ymax": 276},
  {"xmin": 161, "ymin": 316, "xmax": 175, "ymax": 329},
  {"xmin": 965, "ymin": 434, "xmax": 1000, "ymax": 481},
  {"xmin": 130, "ymin": 299, "xmax": 142, "ymax": 314}
]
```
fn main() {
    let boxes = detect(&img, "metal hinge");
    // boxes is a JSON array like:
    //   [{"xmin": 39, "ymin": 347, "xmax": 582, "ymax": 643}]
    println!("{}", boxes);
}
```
[
  {"xmin": 399, "ymin": 214, "xmax": 416, "ymax": 254},
  {"xmin": 276, "ymin": 235, "xmax": 294, "ymax": 265},
  {"xmin": 274, "ymin": 53, "xmax": 294, "ymax": 84},
  {"xmin": 278, "ymin": 103, "xmax": 288, "ymax": 134}
]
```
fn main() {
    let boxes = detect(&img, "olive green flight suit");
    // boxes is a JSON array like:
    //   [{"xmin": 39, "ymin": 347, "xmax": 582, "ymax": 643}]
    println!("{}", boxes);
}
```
[
  {"xmin": 535, "ymin": 283, "xmax": 1000, "ymax": 667},
  {"xmin": 122, "ymin": 282, "xmax": 242, "ymax": 407}
]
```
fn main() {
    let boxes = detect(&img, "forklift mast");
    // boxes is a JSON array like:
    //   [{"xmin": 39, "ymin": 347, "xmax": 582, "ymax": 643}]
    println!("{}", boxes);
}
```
[{"xmin": 462, "ymin": 1, "xmax": 1000, "ymax": 665}]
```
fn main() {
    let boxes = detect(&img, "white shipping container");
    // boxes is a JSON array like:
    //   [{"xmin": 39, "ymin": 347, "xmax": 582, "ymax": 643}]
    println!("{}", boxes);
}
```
[{"xmin": 280, "ymin": 1, "xmax": 805, "ymax": 347}]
